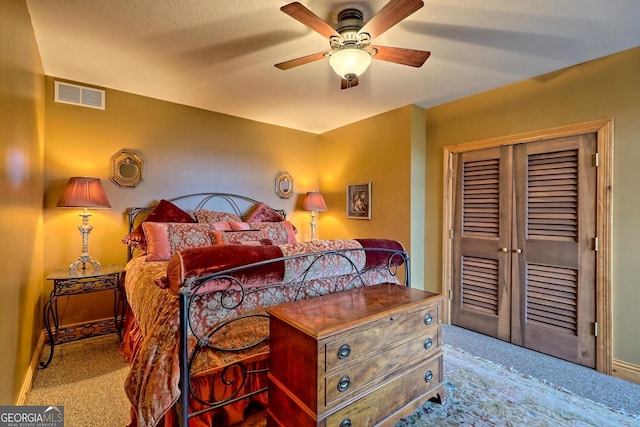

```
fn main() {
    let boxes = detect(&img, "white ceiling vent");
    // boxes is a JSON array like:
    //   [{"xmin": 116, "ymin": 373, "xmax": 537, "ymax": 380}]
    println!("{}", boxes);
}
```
[{"xmin": 54, "ymin": 81, "xmax": 105, "ymax": 109}]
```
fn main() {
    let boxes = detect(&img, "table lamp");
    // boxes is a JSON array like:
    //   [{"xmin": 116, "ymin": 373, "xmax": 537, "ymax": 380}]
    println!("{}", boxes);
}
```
[
  {"xmin": 57, "ymin": 177, "xmax": 111, "ymax": 272},
  {"xmin": 302, "ymin": 192, "xmax": 327, "ymax": 241}
]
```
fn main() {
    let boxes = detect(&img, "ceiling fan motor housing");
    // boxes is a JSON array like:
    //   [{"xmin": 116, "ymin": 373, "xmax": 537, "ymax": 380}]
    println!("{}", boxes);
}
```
[{"xmin": 335, "ymin": 8, "xmax": 366, "ymax": 39}]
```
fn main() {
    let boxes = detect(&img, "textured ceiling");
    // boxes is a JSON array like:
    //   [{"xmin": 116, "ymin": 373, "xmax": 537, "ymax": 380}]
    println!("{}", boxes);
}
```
[{"xmin": 26, "ymin": 0, "xmax": 640, "ymax": 134}]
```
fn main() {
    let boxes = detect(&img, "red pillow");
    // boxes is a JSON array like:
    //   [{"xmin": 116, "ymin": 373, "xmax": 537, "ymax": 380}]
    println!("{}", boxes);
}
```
[
  {"xmin": 121, "ymin": 199, "xmax": 195, "ymax": 251},
  {"xmin": 246, "ymin": 202, "xmax": 285, "ymax": 222}
]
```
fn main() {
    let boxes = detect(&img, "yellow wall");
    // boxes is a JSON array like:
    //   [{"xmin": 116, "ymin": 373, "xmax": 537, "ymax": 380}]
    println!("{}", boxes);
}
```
[
  {"xmin": 43, "ymin": 79, "xmax": 320, "ymax": 323},
  {"xmin": 4, "ymin": 0, "xmax": 639, "ymax": 403},
  {"xmin": 317, "ymin": 105, "xmax": 428, "ymax": 290},
  {"xmin": 318, "ymin": 106, "xmax": 412, "ymax": 243},
  {"xmin": 0, "ymin": 0, "xmax": 45, "ymax": 404},
  {"xmin": 424, "ymin": 46, "xmax": 640, "ymax": 365}
]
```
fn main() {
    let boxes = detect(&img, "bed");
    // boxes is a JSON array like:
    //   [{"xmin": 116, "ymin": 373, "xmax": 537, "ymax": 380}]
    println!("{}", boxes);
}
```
[{"xmin": 119, "ymin": 193, "xmax": 410, "ymax": 427}]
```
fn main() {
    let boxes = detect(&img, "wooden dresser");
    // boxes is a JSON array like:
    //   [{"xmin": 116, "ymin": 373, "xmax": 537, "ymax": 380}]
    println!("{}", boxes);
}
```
[{"xmin": 266, "ymin": 283, "xmax": 444, "ymax": 427}]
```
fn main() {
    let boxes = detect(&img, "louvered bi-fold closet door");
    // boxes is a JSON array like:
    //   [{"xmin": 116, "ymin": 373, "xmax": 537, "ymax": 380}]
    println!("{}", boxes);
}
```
[
  {"xmin": 511, "ymin": 135, "xmax": 596, "ymax": 367},
  {"xmin": 451, "ymin": 145, "xmax": 513, "ymax": 341},
  {"xmin": 451, "ymin": 135, "xmax": 597, "ymax": 367}
]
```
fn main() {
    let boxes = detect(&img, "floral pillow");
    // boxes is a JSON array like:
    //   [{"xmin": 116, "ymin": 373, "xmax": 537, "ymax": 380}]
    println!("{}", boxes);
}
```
[
  {"xmin": 212, "ymin": 230, "xmax": 269, "ymax": 245},
  {"xmin": 250, "ymin": 221, "xmax": 297, "ymax": 244},
  {"xmin": 143, "ymin": 222, "xmax": 214, "ymax": 261},
  {"xmin": 122, "ymin": 199, "xmax": 195, "ymax": 252},
  {"xmin": 194, "ymin": 210, "xmax": 242, "ymax": 224}
]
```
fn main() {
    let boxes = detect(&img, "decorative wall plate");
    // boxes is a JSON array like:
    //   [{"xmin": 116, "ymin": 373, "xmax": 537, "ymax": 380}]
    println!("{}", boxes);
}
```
[
  {"xmin": 275, "ymin": 171, "xmax": 294, "ymax": 199},
  {"xmin": 110, "ymin": 150, "xmax": 144, "ymax": 188}
]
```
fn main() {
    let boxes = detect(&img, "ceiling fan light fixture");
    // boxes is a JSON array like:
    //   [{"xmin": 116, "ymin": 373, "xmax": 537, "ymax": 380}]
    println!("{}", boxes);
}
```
[{"xmin": 329, "ymin": 47, "xmax": 372, "ymax": 80}]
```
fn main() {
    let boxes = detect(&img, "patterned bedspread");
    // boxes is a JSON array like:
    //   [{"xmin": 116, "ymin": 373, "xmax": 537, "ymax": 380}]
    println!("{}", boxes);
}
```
[{"xmin": 123, "ymin": 239, "xmax": 403, "ymax": 427}]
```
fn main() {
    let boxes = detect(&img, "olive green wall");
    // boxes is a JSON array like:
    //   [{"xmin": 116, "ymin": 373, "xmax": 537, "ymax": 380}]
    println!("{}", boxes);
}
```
[
  {"xmin": 0, "ymin": 0, "xmax": 45, "ymax": 404},
  {"xmin": 424, "ymin": 46, "xmax": 640, "ymax": 365},
  {"xmin": 43, "ymin": 79, "xmax": 320, "ymax": 324}
]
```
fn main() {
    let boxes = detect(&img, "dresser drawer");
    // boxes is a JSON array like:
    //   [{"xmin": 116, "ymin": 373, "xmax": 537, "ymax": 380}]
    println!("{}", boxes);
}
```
[
  {"xmin": 324, "ymin": 328, "xmax": 440, "ymax": 406},
  {"xmin": 326, "ymin": 354, "xmax": 443, "ymax": 427},
  {"xmin": 325, "ymin": 303, "xmax": 440, "ymax": 372}
]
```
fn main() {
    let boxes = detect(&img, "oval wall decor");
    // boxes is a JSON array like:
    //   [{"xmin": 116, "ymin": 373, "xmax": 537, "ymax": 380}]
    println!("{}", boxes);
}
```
[
  {"xmin": 275, "ymin": 171, "xmax": 294, "ymax": 199},
  {"xmin": 110, "ymin": 150, "xmax": 144, "ymax": 188}
]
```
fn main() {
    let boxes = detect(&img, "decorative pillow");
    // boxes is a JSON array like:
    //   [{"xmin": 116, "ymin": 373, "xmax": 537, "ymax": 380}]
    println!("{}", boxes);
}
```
[
  {"xmin": 236, "ymin": 239, "xmax": 273, "ymax": 246},
  {"xmin": 246, "ymin": 202, "xmax": 285, "ymax": 222},
  {"xmin": 194, "ymin": 210, "xmax": 242, "ymax": 224},
  {"xmin": 213, "ymin": 230, "xmax": 267, "ymax": 245},
  {"xmin": 355, "ymin": 238, "xmax": 407, "ymax": 269},
  {"xmin": 122, "ymin": 199, "xmax": 195, "ymax": 251},
  {"xmin": 210, "ymin": 221, "xmax": 232, "ymax": 231},
  {"xmin": 143, "ymin": 222, "xmax": 214, "ymax": 261},
  {"xmin": 163, "ymin": 244, "xmax": 285, "ymax": 295},
  {"xmin": 250, "ymin": 221, "xmax": 297, "ymax": 244},
  {"xmin": 229, "ymin": 221, "xmax": 251, "ymax": 231}
]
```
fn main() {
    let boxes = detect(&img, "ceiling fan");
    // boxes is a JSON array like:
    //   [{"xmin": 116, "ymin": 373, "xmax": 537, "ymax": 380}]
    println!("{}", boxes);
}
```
[{"xmin": 275, "ymin": 0, "xmax": 431, "ymax": 89}]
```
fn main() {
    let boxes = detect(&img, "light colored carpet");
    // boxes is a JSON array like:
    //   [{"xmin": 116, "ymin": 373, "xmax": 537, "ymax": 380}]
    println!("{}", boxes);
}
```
[
  {"xmin": 442, "ymin": 323, "xmax": 640, "ymax": 416},
  {"xmin": 26, "ymin": 328, "xmax": 640, "ymax": 426},
  {"xmin": 26, "ymin": 334, "xmax": 131, "ymax": 427},
  {"xmin": 398, "ymin": 345, "xmax": 640, "ymax": 426}
]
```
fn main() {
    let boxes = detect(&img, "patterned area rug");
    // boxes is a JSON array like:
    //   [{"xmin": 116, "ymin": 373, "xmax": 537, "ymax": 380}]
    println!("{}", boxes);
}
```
[{"xmin": 397, "ymin": 345, "xmax": 640, "ymax": 427}]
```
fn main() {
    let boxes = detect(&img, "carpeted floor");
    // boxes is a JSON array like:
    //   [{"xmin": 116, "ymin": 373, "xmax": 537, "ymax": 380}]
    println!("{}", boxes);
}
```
[
  {"xmin": 27, "ymin": 334, "xmax": 131, "ymax": 426},
  {"xmin": 26, "ymin": 325, "xmax": 640, "ymax": 426},
  {"xmin": 442, "ymin": 323, "xmax": 640, "ymax": 417},
  {"xmin": 398, "ymin": 345, "xmax": 640, "ymax": 426}
]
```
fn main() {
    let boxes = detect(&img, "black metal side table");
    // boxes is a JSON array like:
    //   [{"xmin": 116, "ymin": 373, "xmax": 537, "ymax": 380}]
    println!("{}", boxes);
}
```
[{"xmin": 41, "ymin": 265, "xmax": 126, "ymax": 368}]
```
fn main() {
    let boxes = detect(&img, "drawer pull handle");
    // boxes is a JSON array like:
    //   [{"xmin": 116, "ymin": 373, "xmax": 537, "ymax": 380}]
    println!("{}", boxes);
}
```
[
  {"xmin": 424, "ymin": 370, "xmax": 434, "ymax": 383},
  {"xmin": 337, "ymin": 344, "xmax": 351, "ymax": 360},
  {"xmin": 424, "ymin": 337, "xmax": 433, "ymax": 350},
  {"xmin": 337, "ymin": 376, "xmax": 351, "ymax": 392},
  {"xmin": 340, "ymin": 419, "xmax": 352, "ymax": 427},
  {"xmin": 424, "ymin": 313, "xmax": 433, "ymax": 325}
]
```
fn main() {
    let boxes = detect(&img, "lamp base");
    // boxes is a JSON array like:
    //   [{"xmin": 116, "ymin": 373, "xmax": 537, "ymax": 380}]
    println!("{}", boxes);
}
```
[
  {"xmin": 69, "ymin": 210, "xmax": 101, "ymax": 272},
  {"xmin": 69, "ymin": 255, "xmax": 101, "ymax": 272},
  {"xmin": 309, "ymin": 211, "xmax": 317, "ymax": 241}
]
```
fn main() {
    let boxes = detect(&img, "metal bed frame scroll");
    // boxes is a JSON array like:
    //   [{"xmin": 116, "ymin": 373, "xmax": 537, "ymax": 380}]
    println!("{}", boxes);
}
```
[{"xmin": 177, "ymin": 247, "xmax": 410, "ymax": 426}]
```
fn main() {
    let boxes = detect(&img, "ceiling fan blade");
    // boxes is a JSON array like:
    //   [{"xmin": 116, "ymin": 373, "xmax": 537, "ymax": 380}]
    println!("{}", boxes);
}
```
[
  {"xmin": 275, "ymin": 52, "xmax": 327, "ymax": 70},
  {"xmin": 281, "ymin": 2, "xmax": 340, "ymax": 39},
  {"xmin": 359, "ymin": 0, "xmax": 424, "ymax": 39},
  {"xmin": 371, "ymin": 45, "xmax": 430, "ymax": 67},
  {"xmin": 341, "ymin": 77, "xmax": 359, "ymax": 90}
]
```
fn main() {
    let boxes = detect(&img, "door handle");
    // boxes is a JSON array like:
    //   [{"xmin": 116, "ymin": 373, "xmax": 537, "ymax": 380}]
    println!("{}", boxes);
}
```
[{"xmin": 500, "ymin": 247, "xmax": 522, "ymax": 253}]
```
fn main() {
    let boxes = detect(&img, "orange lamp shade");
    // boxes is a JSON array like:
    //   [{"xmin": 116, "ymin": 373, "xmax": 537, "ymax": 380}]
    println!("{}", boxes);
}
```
[
  {"xmin": 302, "ymin": 192, "xmax": 326, "ymax": 212},
  {"xmin": 57, "ymin": 177, "xmax": 111, "ymax": 208}
]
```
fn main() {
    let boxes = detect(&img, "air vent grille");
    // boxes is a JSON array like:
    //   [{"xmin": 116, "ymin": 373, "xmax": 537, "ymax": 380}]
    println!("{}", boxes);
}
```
[{"xmin": 54, "ymin": 81, "xmax": 105, "ymax": 110}]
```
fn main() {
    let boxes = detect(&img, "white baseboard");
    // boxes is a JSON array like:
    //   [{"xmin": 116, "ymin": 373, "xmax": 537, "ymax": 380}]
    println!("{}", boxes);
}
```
[
  {"xmin": 613, "ymin": 358, "xmax": 640, "ymax": 385},
  {"xmin": 16, "ymin": 331, "xmax": 46, "ymax": 405}
]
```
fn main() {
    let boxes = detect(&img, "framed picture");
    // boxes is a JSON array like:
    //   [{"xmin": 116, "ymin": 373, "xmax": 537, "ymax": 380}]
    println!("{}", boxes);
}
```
[{"xmin": 346, "ymin": 182, "xmax": 371, "ymax": 219}]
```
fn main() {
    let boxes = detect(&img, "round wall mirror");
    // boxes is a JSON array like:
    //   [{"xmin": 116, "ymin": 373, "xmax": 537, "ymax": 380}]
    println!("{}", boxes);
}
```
[{"xmin": 110, "ymin": 150, "xmax": 144, "ymax": 188}]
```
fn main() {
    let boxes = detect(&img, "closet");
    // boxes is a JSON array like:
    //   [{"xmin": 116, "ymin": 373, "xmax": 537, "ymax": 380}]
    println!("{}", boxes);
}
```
[{"xmin": 450, "ymin": 133, "xmax": 597, "ymax": 368}]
